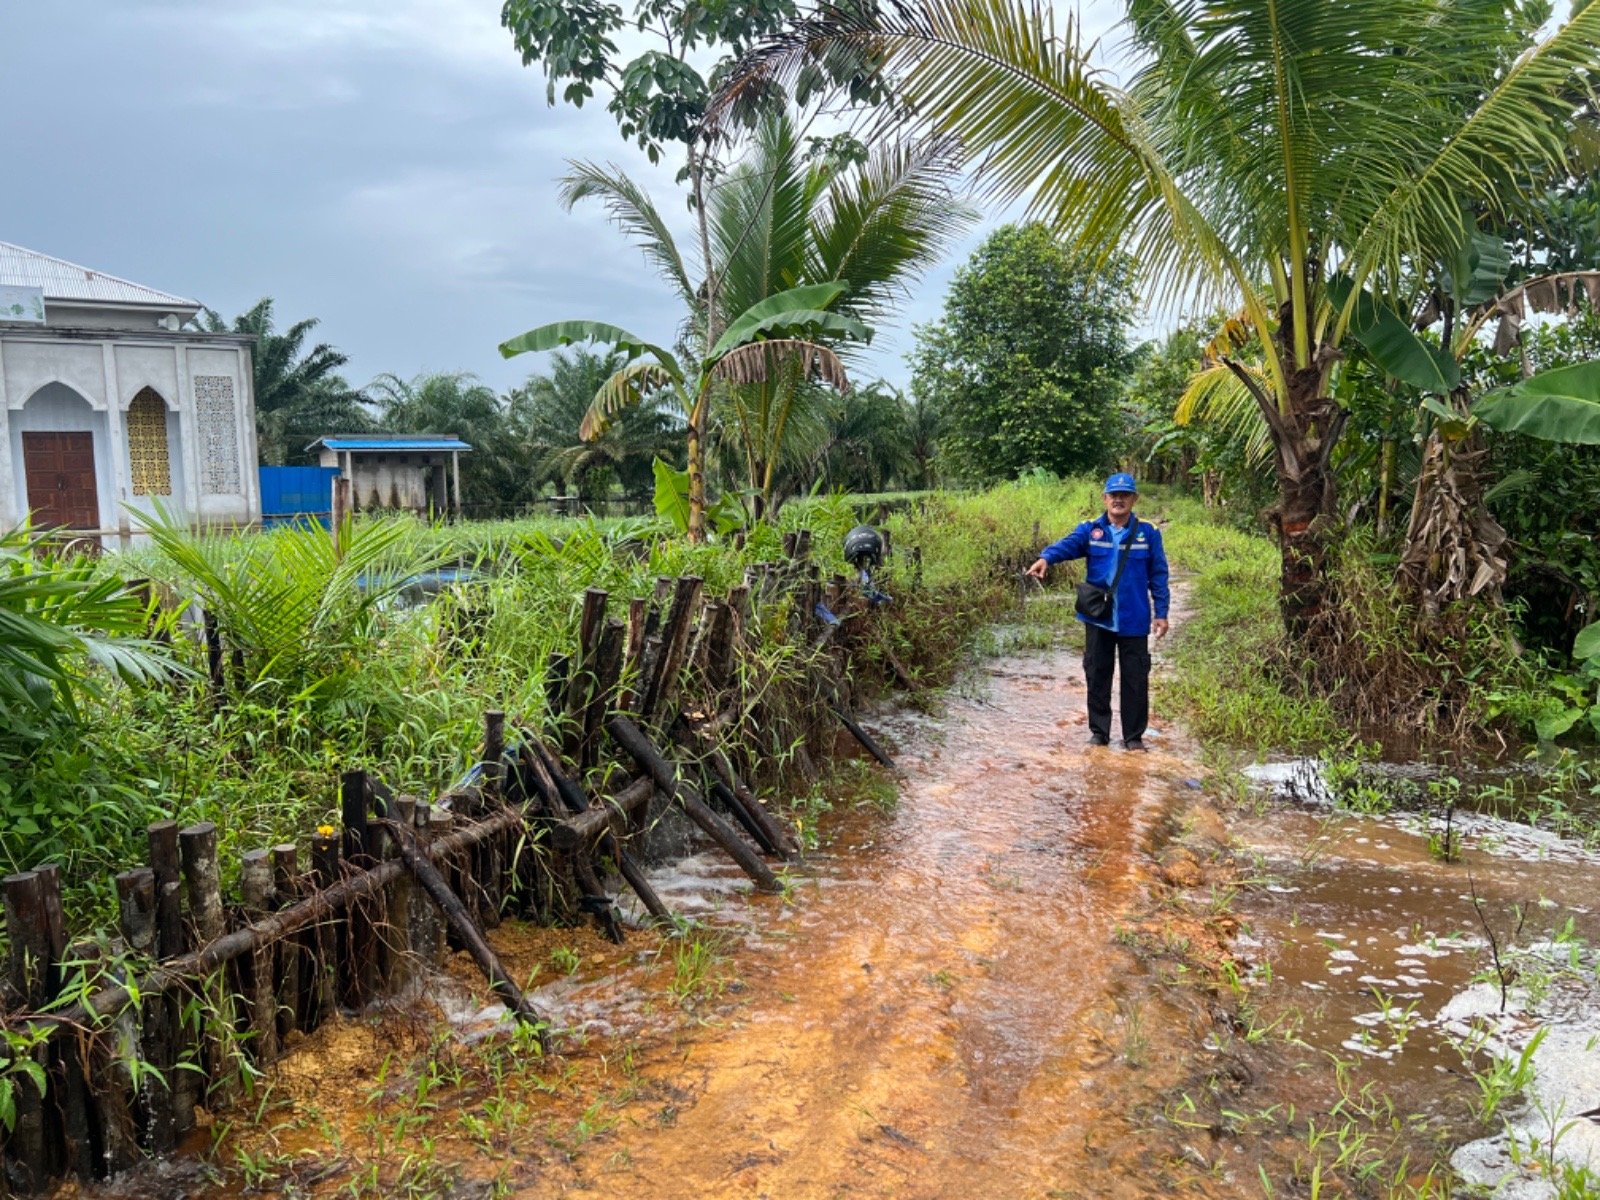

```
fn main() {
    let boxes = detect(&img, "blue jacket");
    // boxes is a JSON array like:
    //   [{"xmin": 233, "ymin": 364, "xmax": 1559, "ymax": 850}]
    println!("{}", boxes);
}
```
[{"xmin": 1040, "ymin": 513, "xmax": 1170, "ymax": 636}]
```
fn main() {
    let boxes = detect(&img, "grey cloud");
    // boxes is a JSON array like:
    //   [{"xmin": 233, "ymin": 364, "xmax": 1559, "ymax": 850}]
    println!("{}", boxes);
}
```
[{"xmin": 2, "ymin": 2, "xmax": 1134, "ymax": 400}]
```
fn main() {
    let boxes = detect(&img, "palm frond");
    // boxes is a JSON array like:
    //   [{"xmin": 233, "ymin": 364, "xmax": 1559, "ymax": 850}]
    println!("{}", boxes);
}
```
[
  {"xmin": 1350, "ymin": 4, "xmax": 1600, "ymax": 291},
  {"xmin": 561, "ymin": 162, "xmax": 698, "ymax": 307},
  {"xmin": 709, "ymin": 109, "xmax": 813, "ymax": 322},
  {"xmin": 710, "ymin": 0, "xmax": 1240, "ymax": 314},
  {"xmin": 1175, "ymin": 361, "xmax": 1274, "ymax": 466},
  {"xmin": 809, "ymin": 132, "xmax": 978, "ymax": 324}
]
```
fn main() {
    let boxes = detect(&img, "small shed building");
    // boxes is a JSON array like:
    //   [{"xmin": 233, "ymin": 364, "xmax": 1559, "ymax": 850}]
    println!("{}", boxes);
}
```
[
  {"xmin": 307, "ymin": 434, "xmax": 471, "ymax": 517},
  {"xmin": 0, "ymin": 242, "xmax": 260, "ymax": 543}
]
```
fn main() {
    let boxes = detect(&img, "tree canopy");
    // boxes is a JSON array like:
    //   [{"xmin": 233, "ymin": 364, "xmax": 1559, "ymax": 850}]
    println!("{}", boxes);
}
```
[
  {"xmin": 500, "ymin": 0, "xmax": 883, "ymax": 169},
  {"xmin": 910, "ymin": 224, "xmax": 1133, "ymax": 485}
]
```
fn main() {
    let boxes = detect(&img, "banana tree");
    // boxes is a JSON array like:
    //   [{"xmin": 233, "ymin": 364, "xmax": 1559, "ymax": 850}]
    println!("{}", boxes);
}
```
[
  {"xmin": 557, "ymin": 110, "xmax": 971, "ymax": 519},
  {"xmin": 500, "ymin": 282, "xmax": 868, "ymax": 541},
  {"xmin": 1311, "ymin": 263, "xmax": 1600, "ymax": 612}
]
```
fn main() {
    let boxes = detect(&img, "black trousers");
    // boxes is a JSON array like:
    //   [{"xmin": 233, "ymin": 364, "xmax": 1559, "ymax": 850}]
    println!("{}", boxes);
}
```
[{"xmin": 1083, "ymin": 624, "xmax": 1150, "ymax": 742}]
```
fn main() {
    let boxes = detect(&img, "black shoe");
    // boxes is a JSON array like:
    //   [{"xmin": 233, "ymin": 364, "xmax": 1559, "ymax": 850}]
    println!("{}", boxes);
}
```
[
  {"xmin": 1087, "ymin": 734, "xmax": 1110, "ymax": 747},
  {"xmin": 1122, "ymin": 738, "xmax": 1148, "ymax": 752}
]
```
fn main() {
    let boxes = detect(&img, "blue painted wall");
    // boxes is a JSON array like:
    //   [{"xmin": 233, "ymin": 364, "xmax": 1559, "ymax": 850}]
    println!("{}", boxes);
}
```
[{"xmin": 258, "ymin": 465, "xmax": 339, "ymax": 527}]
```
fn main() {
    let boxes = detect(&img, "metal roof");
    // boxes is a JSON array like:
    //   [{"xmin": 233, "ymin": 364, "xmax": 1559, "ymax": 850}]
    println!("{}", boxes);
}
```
[
  {"xmin": 0, "ymin": 241, "xmax": 200, "ymax": 310},
  {"xmin": 309, "ymin": 435, "xmax": 472, "ymax": 452}
]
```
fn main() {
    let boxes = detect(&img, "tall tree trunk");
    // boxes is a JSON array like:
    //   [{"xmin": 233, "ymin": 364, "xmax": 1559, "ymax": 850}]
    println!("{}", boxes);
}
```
[
  {"xmin": 687, "ymin": 139, "xmax": 718, "ymax": 544},
  {"xmin": 1270, "ymin": 364, "xmax": 1348, "ymax": 641}
]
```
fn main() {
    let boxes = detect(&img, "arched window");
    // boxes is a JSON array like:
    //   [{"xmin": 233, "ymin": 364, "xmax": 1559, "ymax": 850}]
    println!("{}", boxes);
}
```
[{"xmin": 127, "ymin": 387, "xmax": 173, "ymax": 496}]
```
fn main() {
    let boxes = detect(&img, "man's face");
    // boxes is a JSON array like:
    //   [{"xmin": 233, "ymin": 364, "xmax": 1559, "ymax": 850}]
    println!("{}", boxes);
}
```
[{"xmin": 1104, "ymin": 490, "xmax": 1136, "ymax": 520}]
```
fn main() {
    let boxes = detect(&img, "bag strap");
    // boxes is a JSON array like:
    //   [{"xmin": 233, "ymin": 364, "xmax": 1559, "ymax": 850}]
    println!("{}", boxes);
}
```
[{"xmin": 1107, "ymin": 519, "xmax": 1139, "ymax": 592}]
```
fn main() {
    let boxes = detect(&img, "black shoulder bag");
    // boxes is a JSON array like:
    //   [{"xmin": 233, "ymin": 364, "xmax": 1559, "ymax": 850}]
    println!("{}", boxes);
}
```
[{"xmin": 1074, "ymin": 520, "xmax": 1138, "ymax": 623}]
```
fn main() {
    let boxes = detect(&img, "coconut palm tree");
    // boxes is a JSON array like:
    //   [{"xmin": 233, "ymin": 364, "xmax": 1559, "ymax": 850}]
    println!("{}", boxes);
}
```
[
  {"xmin": 705, "ymin": 113, "xmax": 974, "ymax": 513},
  {"xmin": 502, "ymin": 108, "xmax": 974, "ymax": 532},
  {"xmin": 713, "ymin": 0, "xmax": 1600, "ymax": 634}
]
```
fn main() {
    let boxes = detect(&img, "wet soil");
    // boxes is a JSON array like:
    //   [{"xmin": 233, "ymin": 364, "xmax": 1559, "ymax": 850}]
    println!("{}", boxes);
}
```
[{"xmin": 73, "ymin": 612, "xmax": 1600, "ymax": 1198}]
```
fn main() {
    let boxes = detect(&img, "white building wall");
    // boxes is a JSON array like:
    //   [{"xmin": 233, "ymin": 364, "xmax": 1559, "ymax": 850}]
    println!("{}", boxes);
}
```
[
  {"xmin": 4, "ymin": 340, "xmax": 107, "ymax": 412},
  {"xmin": 0, "ymin": 332, "xmax": 259, "ymax": 534}
]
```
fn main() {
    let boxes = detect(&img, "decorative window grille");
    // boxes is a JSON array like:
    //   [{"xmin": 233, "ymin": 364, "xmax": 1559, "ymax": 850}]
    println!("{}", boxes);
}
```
[
  {"xmin": 195, "ymin": 374, "xmax": 241, "ymax": 494},
  {"xmin": 127, "ymin": 388, "xmax": 172, "ymax": 496}
]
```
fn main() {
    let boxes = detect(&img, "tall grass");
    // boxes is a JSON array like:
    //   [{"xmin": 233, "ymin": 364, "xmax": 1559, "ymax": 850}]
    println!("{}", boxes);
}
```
[{"xmin": 5, "ymin": 486, "xmax": 1071, "ymax": 929}]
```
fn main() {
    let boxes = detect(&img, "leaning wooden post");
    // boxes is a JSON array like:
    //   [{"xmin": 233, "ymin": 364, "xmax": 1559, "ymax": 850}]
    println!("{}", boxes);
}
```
[
  {"xmin": 528, "ymin": 742, "xmax": 672, "ymax": 926},
  {"xmin": 564, "ymin": 589, "xmax": 609, "ymax": 757},
  {"xmin": 606, "ymin": 717, "xmax": 781, "ymax": 893},
  {"xmin": 580, "ymin": 619, "xmax": 626, "ymax": 770},
  {"xmin": 3, "ymin": 870, "xmax": 50, "ymax": 1193},
  {"xmin": 641, "ymin": 575, "xmax": 703, "ymax": 722},
  {"xmin": 383, "ymin": 820, "xmax": 546, "ymax": 1036},
  {"xmin": 620, "ymin": 596, "xmax": 648, "ymax": 710}
]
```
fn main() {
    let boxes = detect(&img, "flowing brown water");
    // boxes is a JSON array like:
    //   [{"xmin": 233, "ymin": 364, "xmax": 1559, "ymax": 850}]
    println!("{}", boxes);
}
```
[
  {"xmin": 78, "ymin": 629, "xmax": 1600, "ymax": 1199},
  {"xmin": 557, "ymin": 653, "xmax": 1194, "ymax": 1199}
]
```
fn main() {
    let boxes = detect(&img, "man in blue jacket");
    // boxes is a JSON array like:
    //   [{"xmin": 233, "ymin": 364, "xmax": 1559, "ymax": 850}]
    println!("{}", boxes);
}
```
[{"xmin": 1025, "ymin": 474, "xmax": 1171, "ymax": 750}]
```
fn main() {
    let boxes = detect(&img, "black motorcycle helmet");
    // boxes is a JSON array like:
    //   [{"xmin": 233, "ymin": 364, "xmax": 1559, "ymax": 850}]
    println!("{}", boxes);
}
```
[{"xmin": 843, "ymin": 524, "xmax": 885, "ymax": 571}]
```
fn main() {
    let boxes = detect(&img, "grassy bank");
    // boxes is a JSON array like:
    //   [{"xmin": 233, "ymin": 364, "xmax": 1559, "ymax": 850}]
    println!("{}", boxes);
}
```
[{"xmin": 3, "ymin": 480, "xmax": 1112, "ymax": 933}]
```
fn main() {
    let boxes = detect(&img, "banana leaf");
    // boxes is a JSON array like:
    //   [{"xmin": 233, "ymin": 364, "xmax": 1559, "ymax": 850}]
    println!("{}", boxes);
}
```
[
  {"xmin": 500, "ymin": 320, "xmax": 684, "ymax": 380},
  {"xmin": 1327, "ymin": 275, "xmax": 1460, "ymax": 393},
  {"xmin": 1474, "ymin": 361, "xmax": 1600, "ymax": 444}
]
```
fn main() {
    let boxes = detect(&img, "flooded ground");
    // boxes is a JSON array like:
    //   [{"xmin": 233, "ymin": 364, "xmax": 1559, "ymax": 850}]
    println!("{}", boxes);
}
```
[{"xmin": 72, "ymin": 614, "xmax": 1600, "ymax": 1199}]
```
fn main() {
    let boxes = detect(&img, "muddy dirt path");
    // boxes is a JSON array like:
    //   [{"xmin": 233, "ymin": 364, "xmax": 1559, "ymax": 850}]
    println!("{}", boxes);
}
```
[
  {"xmin": 512, "ymin": 645, "xmax": 1214, "ymax": 1200},
  {"xmin": 96, "ymin": 630, "xmax": 1238, "ymax": 1200}
]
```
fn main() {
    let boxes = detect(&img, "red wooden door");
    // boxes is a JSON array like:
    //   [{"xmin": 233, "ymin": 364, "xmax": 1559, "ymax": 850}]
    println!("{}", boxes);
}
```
[{"xmin": 22, "ymin": 431, "xmax": 100, "ymax": 530}]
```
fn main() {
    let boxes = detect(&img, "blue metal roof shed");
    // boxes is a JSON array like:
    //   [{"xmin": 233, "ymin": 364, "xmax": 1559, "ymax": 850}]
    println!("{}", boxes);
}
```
[
  {"xmin": 309, "ymin": 436, "xmax": 472, "ymax": 453},
  {"xmin": 307, "ymin": 434, "xmax": 473, "ymax": 519}
]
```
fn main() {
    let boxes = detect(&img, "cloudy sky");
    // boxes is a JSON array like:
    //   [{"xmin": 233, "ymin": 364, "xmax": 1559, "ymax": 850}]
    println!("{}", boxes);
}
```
[{"xmin": 1, "ymin": 2, "xmax": 1124, "ymax": 394}]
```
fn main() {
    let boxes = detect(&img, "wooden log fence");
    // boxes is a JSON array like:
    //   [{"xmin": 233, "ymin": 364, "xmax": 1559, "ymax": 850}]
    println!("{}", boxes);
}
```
[{"xmin": 0, "ymin": 527, "xmax": 934, "ymax": 1191}]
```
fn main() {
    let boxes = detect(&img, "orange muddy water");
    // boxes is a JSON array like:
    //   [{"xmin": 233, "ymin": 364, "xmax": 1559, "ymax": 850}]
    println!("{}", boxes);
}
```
[
  {"xmin": 86, "ymin": 640, "xmax": 1231, "ymax": 1200},
  {"xmin": 85, "ymin": 625, "xmax": 1600, "ymax": 1200},
  {"xmin": 545, "ymin": 654, "xmax": 1200, "ymax": 1200}
]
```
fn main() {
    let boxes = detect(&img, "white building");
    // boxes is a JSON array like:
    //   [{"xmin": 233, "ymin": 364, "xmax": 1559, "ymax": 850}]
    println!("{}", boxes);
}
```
[{"xmin": 0, "ymin": 242, "xmax": 260, "ymax": 544}]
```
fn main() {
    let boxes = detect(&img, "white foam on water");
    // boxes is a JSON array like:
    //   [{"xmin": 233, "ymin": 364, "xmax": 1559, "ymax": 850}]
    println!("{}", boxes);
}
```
[{"xmin": 1441, "ymin": 964, "xmax": 1600, "ymax": 1196}]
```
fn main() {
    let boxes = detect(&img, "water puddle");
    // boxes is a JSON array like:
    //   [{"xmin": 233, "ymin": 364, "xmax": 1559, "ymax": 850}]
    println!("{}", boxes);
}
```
[{"xmin": 1236, "ymin": 770, "xmax": 1600, "ymax": 1193}]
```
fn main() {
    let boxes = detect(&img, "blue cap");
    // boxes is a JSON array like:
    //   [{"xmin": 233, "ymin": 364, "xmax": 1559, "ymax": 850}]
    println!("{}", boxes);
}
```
[{"xmin": 1104, "ymin": 472, "xmax": 1137, "ymax": 493}]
